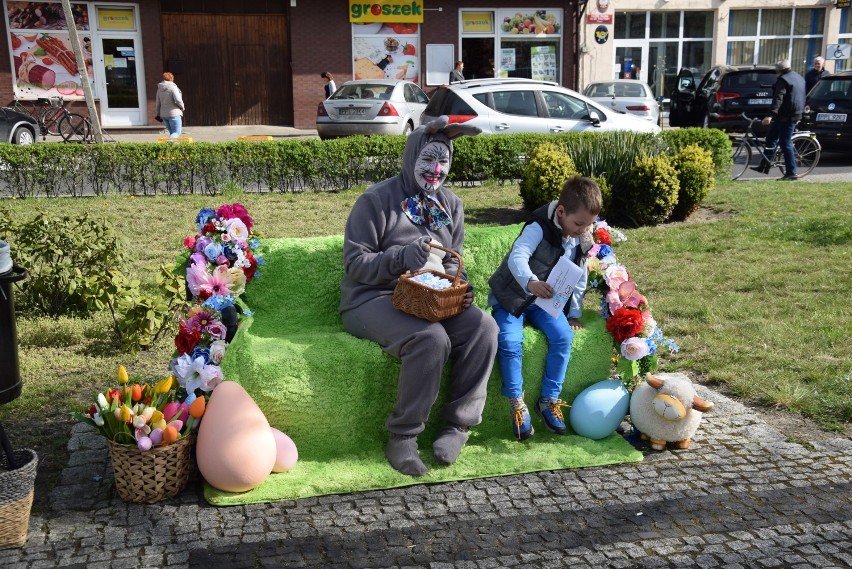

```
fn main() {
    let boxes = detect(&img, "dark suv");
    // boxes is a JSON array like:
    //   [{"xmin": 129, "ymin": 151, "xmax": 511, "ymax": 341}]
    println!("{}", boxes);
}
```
[
  {"xmin": 669, "ymin": 65, "xmax": 777, "ymax": 132},
  {"xmin": 799, "ymin": 70, "xmax": 852, "ymax": 151}
]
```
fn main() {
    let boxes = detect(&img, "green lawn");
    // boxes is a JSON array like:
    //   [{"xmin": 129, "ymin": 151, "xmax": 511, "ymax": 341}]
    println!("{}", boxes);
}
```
[{"xmin": 1, "ymin": 179, "xmax": 849, "ymax": 510}]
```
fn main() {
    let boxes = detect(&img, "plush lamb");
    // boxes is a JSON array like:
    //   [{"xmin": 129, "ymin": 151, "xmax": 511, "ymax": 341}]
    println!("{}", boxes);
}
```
[{"xmin": 628, "ymin": 372, "xmax": 714, "ymax": 450}]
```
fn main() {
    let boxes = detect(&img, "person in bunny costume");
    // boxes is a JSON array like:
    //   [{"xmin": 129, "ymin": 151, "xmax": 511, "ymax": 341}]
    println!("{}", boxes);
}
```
[{"xmin": 339, "ymin": 116, "xmax": 498, "ymax": 476}]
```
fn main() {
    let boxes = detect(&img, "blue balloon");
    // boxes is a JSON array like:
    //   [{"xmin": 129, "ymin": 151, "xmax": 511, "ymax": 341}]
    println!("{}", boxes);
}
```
[{"xmin": 569, "ymin": 379, "xmax": 631, "ymax": 440}]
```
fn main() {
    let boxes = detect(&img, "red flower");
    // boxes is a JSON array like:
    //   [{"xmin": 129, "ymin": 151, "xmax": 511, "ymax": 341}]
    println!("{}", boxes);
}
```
[
  {"xmin": 175, "ymin": 323, "xmax": 202, "ymax": 355},
  {"xmin": 197, "ymin": 289, "xmax": 212, "ymax": 301},
  {"xmin": 216, "ymin": 203, "xmax": 254, "ymax": 232},
  {"xmin": 594, "ymin": 227, "xmax": 612, "ymax": 245},
  {"xmin": 202, "ymin": 222, "xmax": 217, "ymax": 235},
  {"xmin": 605, "ymin": 307, "xmax": 645, "ymax": 344},
  {"xmin": 243, "ymin": 250, "xmax": 258, "ymax": 282},
  {"xmin": 183, "ymin": 235, "xmax": 197, "ymax": 250}
]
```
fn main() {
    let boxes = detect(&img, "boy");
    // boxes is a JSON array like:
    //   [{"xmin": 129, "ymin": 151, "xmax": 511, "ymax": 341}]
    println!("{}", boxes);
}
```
[{"xmin": 488, "ymin": 176, "xmax": 601, "ymax": 440}]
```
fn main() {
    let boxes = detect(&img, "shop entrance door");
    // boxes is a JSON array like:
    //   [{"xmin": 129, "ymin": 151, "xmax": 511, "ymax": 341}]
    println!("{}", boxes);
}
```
[
  {"xmin": 96, "ymin": 37, "xmax": 144, "ymax": 126},
  {"xmin": 614, "ymin": 45, "xmax": 646, "ymax": 83},
  {"xmin": 461, "ymin": 38, "xmax": 495, "ymax": 80}
]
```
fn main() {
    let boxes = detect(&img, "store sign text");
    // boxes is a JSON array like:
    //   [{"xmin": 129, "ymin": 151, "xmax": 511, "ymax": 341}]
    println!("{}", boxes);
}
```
[
  {"xmin": 586, "ymin": 14, "xmax": 612, "ymax": 24},
  {"xmin": 350, "ymin": 1, "xmax": 424, "ymax": 23}
]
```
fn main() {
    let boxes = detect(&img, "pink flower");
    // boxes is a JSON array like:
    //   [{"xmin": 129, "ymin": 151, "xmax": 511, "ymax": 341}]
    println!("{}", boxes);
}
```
[
  {"xmin": 183, "ymin": 235, "xmax": 197, "ymax": 250},
  {"xmin": 604, "ymin": 265, "xmax": 630, "ymax": 290},
  {"xmin": 621, "ymin": 337, "xmax": 650, "ymax": 360},
  {"xmin": 618, "ymin": 281, "xmax": 645, "ymax": 309},
  {"xmin": 186, "ymin": 262, "xmax": 246, "ymax": 298},
  {"xmin": 205, "ymin": 321, "xmax": 227, "ymax": 340},
  {"xmin": 606, "ymin": 289, "xmax": 623, "ymax": 314},
  {"xmin": 588, "ymin": 243, "xmax": 601, "ymax": 258},
  {"xmin": 216, "ymin": 203, "xmax": 253, "ymax": 232}
]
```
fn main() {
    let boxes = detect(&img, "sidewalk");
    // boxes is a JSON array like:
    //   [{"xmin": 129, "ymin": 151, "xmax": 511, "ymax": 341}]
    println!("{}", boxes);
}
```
[
  {"xmin": 102, "ymin": 125, "xmax": 319, "ymax": 143},
  {"xmin": 1, "ymin": 378, "xmax": 850, "ymax": 568}
]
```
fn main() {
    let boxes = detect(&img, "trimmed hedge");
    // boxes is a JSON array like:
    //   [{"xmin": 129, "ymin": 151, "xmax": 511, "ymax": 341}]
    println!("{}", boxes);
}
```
[{"xmin": 0, "ymin": 128, "xmax": 730, "ymax": 197}]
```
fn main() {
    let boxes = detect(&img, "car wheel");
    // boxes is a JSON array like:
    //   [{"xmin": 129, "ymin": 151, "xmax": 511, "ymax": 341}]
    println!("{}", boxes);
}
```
[
  {"xmin": 12, "ymin": 126, "xmax": 35, "ymax": 145},
  {"xmin": 402, "ymin": 122, "xmax": 413, "ymax": 136}
]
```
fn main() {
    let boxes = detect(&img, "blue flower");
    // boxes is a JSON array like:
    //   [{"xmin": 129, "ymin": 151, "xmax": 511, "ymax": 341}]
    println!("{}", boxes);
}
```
[
  {"xmin": 256, "ymin": 256, "xmax": 265, "ymax": 266},
  {"xmin": 650, "ymin": 327, "xmax": 664, "ymax": 341},
  {"xmin": 196, "ymin": 208, "xmax": 216, "ymax": 233},
  {"xmin": 250, "ymin": 238, "xmax": 261, "ymax": 249},
  {"xmin": 190, "ymin": 346, "xmax": 211, "ymax": 364},
  {"xmin": 242, "ymin": 309, "xmax": 255, "ymax": 317},
  {"xmin": 645, "ymin": 338, "xmax": 657, "ymax": 355},
  {"xmin": 203, "ymin": 294, "xmax": 235, "ymax": 312},
  {"xmin": 597, "ymin": 244, "xmax": 613, "ymax": 259},
  {"xmin": 204, "ymin": 242, "xmax": 223, "ymax": 261},
  {"xmin": 661, "ymin": 338, "xmax": 680, "ymax": 353}
]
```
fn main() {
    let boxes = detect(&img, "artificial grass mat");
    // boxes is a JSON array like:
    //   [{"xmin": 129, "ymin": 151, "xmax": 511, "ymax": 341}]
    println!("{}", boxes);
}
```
[{"xmin": 206, "ymin": 227, "xmax": 643, "ymax": 506}]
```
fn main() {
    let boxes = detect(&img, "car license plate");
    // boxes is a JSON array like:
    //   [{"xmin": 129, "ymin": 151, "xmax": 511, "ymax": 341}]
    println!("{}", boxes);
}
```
[
  {"xmin": 747, "ymin": 98, "xmax": 773, "ymax": 105},
  {"xmin": 339, "ymin": 108, "xmax": 366, "ymax": 116},
  {"xmin": 816, "ymin": 113, "xmax": 847, "ymax": 122}
]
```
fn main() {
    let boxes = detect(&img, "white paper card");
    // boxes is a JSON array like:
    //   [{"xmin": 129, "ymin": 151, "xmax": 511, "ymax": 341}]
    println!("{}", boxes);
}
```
[{"xmin": 533, "ymin": 256, "xmax": 584, "ymax": 318}]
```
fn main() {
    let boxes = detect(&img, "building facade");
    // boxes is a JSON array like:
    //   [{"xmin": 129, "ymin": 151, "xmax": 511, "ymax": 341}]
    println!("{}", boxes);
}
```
[{"xmin": 1, "ymin": 1, "xmax": 849, "ymax": 130}]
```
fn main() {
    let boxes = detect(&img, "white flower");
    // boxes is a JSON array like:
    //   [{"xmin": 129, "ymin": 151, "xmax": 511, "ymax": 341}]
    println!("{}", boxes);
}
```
[{"xmin": 209, "ymin": 340, "xmax": 228, "ymax": 364}]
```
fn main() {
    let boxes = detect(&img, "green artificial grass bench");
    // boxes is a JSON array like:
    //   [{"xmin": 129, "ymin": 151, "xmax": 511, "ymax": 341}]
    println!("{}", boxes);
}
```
[{"xmin": 211, "ymin": 224, "xmax": 642, "ymax": 505}]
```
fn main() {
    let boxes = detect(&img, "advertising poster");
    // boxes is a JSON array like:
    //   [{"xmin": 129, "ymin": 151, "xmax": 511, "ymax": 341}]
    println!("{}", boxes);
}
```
[
  {"xmin": 531, "ymin": 45, "xmax": 557, "ymax": 82},
  {"xmin": 500, "ymin": 48, "xmax": 516, "ymax": 71},
  {"xmin": 499, "ymin": 10, "xmax": 561, "ymax": 35},
  {"xmin": 6, "ymin": 1, "xmax": 93, "ymax": 99},
  {"xmin": 352, "ymin": 23, "xmax": 419, "ymax": 84}
]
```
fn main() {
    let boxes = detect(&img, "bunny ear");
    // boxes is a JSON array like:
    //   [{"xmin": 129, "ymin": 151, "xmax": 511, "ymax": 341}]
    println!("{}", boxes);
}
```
[{"xmin": 422, "ymin": 115, "xmax": 482, "ymax": 139}]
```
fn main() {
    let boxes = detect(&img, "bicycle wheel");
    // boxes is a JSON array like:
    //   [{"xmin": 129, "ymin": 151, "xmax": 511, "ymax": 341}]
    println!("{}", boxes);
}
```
[
  {"xmin": 790, "ymin": 136, "xmax": 821, "ymax": 178},
  {"xmin": 41, "ymin": 107, "xmax": 65, "ymax": 136},
  {"xmin": 731, "ymin": 139, "xmax": 752, "ymax": 180},
  {"xmin": 58, "ymin": 113, "xmax": 91, "ymax": 143}
]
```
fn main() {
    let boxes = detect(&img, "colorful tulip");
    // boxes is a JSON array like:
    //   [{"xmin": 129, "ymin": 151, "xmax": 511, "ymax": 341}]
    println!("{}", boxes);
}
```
[
  {"xmin": 152, "ymin": 419, "xmax": 167, "ymax": 431},
  {"xmin": 149, "ymin": 428, "xmax": 164, "ymax": 446},
  {"xmin": 97, "ymin": 392, "xmax": 109, "ymax": 410},
  {"xmin": 130, "ymin": 384, "xmax": 142, "ymax": 402},
  {"xmin": 137, "ymin": 436, "xmax": 152, "ymax": 452},
  {"xmin": 117, "ymin": 365, "xmax": 129, "ymax": 384},
  {"xmin": 132, "ymin": 415, "xmax": 147, "ymax": 429},
  {"xmin": 169, "ymin": 419, "xmax": 184, "ymax": 432},
  {"xmin": 93, "ymin": 413, "xmax": 104, "ymax": 427},
  {"xmin": 155, "ymin": 375, "xmax": 174, "ymax": 394},
  {"xmin": 189, "ymin": 396, "xmax": 206, "ymax": 419},
  {"xmin": 162, "ymin": 425, "xmax": 179, "ymax": 444},
  {"xmin": 162, "ymin": 402, "xmax": 179, "ymax": 422},
  {"xmin": 118, "ymin": 404, "xmax": 132, "ymax": 423}
]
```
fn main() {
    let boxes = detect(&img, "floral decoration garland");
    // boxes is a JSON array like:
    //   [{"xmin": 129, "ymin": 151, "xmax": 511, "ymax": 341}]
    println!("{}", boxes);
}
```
[
  {"xmin": 586, "ymin": 220, "xmax": 679, "ymax": 390},
  {"xmin": 171, "ymin": 203, "xmax": 263, "ymax": 396}
]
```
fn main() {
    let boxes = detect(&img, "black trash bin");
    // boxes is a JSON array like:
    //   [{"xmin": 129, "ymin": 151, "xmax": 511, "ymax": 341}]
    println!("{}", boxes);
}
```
[{"xmin": 0, "ymin": 265, "xmax": 26, "ymax": 405}]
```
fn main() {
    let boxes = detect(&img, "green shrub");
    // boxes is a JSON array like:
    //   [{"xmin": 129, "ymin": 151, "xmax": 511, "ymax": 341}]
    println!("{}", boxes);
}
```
[
  {"xmin": 590, "ymin": 175, "xmax": 612, "ymax": 218},
  {"xmin": 562, "ymin": 131, "xmax": 668, "ymax": 192},
  {"xmin": 518, "ymin": 142, "xmax": 577, "ymax": 210},
  {"xmin": 669, "ymin": 144, "xmax": 715, "ymax": 222},
  {"xmin": 615, "ymin": 154, "xmax": 680, "ymax": 227},
  {"xmin": 660, "ymin": 127, "xmax": 732, "ymax": 179},
  {"xmin": 0, "ymin": 209, "xmax": 127, "ymax": 316}
]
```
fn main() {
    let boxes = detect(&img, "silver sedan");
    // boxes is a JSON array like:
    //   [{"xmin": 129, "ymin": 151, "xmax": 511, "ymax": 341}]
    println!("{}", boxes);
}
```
[
  {"xmin": 583, "ymin": 80, "xmax": 660, "ymax": 124},
  {"xmin": 316, "ymin": 79, "xmax": 430, "ymax": 140}
]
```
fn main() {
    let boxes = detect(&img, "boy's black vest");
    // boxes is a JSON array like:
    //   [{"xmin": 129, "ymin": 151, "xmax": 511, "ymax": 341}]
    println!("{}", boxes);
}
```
[{"xmin": 489, "ymin": 202, "xmax": 593, "ymax": 317}]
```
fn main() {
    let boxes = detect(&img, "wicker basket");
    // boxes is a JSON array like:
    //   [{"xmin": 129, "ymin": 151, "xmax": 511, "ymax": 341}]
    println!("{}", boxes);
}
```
[
  {"xmin": 108, "ymin": 435, "xmax": 193, "ymax": 504},
  {"xmin": 392, "ymin": 244, "xmax": 468, "ymax": 322},
  {"xmin": 0, "ymin": 448, "xmax": 38, "ymax": 549}
]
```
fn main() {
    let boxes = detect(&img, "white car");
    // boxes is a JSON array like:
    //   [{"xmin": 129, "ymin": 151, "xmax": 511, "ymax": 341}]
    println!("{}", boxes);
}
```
[
  {"xmin": 582, "ymin": 79, "xmax": 660, "ymax": 124},
  {"xmin": 316, "ymin": 79, "xmax": 430, "ymax": 140},
  {"xmin": 420, "ymin": 78, "xmax": 660, "ymax": 135}
]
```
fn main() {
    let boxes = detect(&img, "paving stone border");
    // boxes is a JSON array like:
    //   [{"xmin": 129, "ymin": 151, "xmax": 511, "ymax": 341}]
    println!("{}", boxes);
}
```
[{"xmin": 1, "ymin": 381, "xmax": 850, "ymax": 568}]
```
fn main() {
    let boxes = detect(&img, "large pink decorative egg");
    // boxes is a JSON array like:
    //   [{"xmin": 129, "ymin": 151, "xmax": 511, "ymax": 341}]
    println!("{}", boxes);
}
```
[
  {"xmin": 196, "ymin": 381, "xmax": 276, "ymax": 492},
  {"xmin": 270, "ymin": 428, "xmax": 298, "ymax": 473}
]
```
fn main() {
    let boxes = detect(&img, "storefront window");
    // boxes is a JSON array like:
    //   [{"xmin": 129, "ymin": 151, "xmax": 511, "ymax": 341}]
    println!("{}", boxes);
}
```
[
  {"xmin": 729, "ymin": 10, "xmax": 758, "ymax": 37},
  {"xmin": 683, "ymin": 11, "xmax": 713, "ymax": 38},
  {"xmin": 728, "ymin": 8, "xmax": 824, "ymax": 74},
  {"xmin": 649, "ymin": 12, "xmax": 678, "ymax": 39},
  {"xmin": 459, "ymin": 9, "xmax": 563, "ymax": 82},
  {"xmin": 614, "ymin": 12, "xmax": 645, "ymax": 40},
  {"xmin": 840, "ymin": 9, "xmax": 851, "ymax": 72}
]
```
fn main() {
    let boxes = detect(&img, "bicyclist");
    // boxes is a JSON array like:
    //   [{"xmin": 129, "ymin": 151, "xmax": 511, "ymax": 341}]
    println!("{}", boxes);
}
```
[{"xmin": 754, "ymin": 59, "xmax": 806, "ymax": 181}]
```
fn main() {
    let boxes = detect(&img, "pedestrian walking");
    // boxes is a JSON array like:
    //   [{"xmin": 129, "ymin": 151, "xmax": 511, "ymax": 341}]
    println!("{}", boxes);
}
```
[
  {"xmin": 449, "ymin": 61, "xmax": 465, "ymax": 83},
  {"xmin": 804, "ymin": 56, "xmax": 828, "ymax": 93},
  {"xmin": 155, "ymin": 72, "xmax": 185, "ymax": 138},
  {"xmin": 321, "ymin": 72, "xmax": 336, "ymax": 99}
]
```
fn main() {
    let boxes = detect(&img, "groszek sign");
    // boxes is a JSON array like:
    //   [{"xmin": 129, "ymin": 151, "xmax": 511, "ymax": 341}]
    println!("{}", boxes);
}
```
[
  {"xmin": 587, "ymin": 13, "xmax": 613, "ymax": 24},
  {"xmin": 350, "ymin": 1, "xmax": 424, "ymax": 23}
]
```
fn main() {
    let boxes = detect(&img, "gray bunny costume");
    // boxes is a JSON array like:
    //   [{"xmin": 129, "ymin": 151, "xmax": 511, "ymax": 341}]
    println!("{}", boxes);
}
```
[{"xmin": 340, "ymin": 116, "xmax": 499, "ymax": 476}]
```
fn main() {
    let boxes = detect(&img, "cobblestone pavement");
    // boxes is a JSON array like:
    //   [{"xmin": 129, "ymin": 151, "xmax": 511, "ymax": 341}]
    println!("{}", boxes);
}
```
[{"xmin": 2, "ymin": 383, "xmax": 850, "ymax": 569}]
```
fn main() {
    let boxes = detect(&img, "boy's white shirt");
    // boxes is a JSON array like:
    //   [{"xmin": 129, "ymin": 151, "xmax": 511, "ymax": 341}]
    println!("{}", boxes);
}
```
[{"xmin": 508, "ymin": 202, "xmax": 588, "ymax": 318}]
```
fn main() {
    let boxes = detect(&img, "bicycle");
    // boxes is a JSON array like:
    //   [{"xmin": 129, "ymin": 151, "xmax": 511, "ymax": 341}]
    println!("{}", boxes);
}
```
[
  {"xmin": 13, "ymin": 96, "xmax": 93, "ymax": 143},
  {"xmin": 731, "ymin": 113, "xmax": 821, "ymax": 180}
]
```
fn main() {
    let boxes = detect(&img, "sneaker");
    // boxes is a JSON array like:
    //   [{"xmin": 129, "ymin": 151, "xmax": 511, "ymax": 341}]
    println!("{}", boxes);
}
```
[
  {"xmin": 780, "ymin": 174, "xmax": 799, "ymax": 181},
  {"xmin": 509, "ymin": 397, "xmax": 534, "ymax": 441},
  {"xmin": 535, "ymin": 397, "xmax": 568, "ymax": 434}
]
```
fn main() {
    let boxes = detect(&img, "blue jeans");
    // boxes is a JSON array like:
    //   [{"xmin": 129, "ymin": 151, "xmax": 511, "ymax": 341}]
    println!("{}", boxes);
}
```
[
  {"xmin": 492, "ymin": 303, "xmax": 574, "ymax": 400},
  {"xmin": 764, "ymin": 120, "xmax": 797, "ymax": 177},
  {"xmin": 163, "ymin": 116, "xmax": 182, "ymax": 138}
]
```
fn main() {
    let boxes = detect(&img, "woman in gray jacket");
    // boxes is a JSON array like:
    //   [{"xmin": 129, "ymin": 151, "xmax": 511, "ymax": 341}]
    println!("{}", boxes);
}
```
[{"xmin": 155, "ymin": 72, "xmax": 185, "ymax": 138}]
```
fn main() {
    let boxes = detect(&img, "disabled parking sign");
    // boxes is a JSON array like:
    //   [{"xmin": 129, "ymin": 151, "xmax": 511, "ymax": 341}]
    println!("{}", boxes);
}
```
[{"xmin": 826, "ymin": 44, "xmax": 851, "ymax": 60}]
